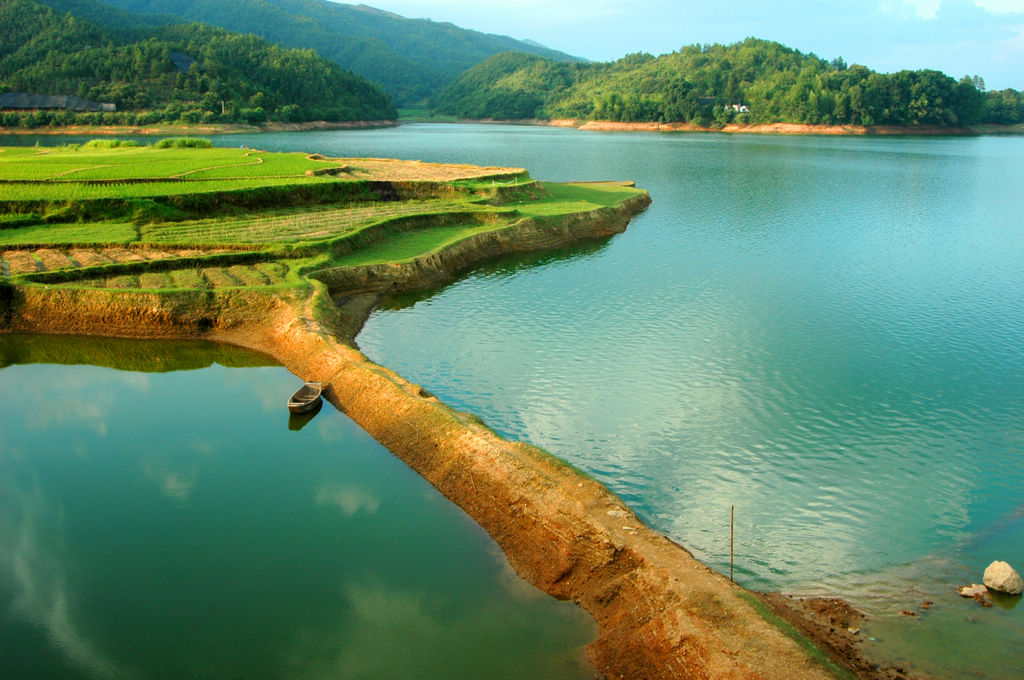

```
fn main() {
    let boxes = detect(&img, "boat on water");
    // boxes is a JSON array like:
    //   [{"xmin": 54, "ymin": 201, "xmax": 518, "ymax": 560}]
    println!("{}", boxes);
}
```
[{"xmin": 288, "ymin": 381, "xmax": 323, "ymax": 414}]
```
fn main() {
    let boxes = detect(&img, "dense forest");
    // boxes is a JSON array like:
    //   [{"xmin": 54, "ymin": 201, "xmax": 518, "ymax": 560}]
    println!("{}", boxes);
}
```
[
  {"xmin": 0, "ymin": 0, "xmax": 396, "ymax": 128},
  {"xmin": 434, "ymin": 39, "xmax": 1024, "ymax": 127},
  {"xmin": 41, "ymin": 0, "xmax": 581, "ymax": 106}
]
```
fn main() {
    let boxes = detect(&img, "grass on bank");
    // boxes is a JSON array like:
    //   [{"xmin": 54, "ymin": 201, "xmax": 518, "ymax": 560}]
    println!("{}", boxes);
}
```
[{"xmin": 329, "ymin": 222, "xmax": 498, "ymax": 266}]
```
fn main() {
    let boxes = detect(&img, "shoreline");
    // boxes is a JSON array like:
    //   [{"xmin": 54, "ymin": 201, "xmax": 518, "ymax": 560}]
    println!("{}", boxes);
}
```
[
  {"xmin": 2, "ymin": 195, "xmax": 914, "ymax": 679},
  {"xmin": 0, "ymin": 119, "xmax": 398, "ymax": 136},
  {"xmin": 438, "ymin": 117, "xmax": 1024, "ymax": 137},
  {"xmin": 3, "ymin": 118, "xmax": 1021, "ymax": 138}
]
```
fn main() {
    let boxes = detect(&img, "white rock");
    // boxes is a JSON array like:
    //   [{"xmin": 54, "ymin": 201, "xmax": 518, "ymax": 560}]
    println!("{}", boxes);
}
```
[
  {"xmin": 983, "ymin": 561, "xmax": 1023, "ymax": 595},
  {"xmin": 958, "ymin": 583, "xmax": 988, "ymax": 598}
]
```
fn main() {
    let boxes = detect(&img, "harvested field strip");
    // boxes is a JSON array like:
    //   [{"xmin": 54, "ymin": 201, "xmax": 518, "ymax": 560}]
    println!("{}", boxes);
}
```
[
  {"xmin": 57, "ymin": 260, "xmax": 293, "ymax": 291},
  {"xmin": 136, "ymin": 249, "xmax": 175, "ymax": 260},
  {"xmin": 3, "ymin": 251, "xmax": 43, "ymax": 274},
  {"xmin": 20, "ymin": 250, "xmax": 268, "ymax": 285},
  {"xmin": 1, "ymin": 246, "xmax": 242, "ymax": 274},
  {"xmin": 35, "ymin": 249, "xmax": 76, "ymax": 271},
  {"xmin": 102, "ymin": 247, "xmax": 146, "ymax": 263},
  {"xmin": 140, "ymin": 199, "xmax": 462, "ymax": 245},
  {"xmin": 70, "ymin": 248, "xmax": 114, "ymax": 267}
]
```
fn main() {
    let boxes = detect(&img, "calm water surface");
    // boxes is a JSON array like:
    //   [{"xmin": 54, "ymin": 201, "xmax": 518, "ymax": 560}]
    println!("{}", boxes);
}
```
[
  {"xmin": 219, "ymin": 125, "xmax": 1022, "ymax": 679},
  {"xmin": 5, "ymin": 126, "xmax": 1022, "ymax": 678},
  {"xmin": 0, "ymin": 334, "xmax": 595, "ymax": 680}
]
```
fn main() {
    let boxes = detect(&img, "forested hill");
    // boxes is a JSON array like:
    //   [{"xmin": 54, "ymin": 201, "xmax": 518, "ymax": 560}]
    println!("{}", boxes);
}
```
[
  {"xmin": 434, "ymin": 39, "xmax": 1024, "ymax": 128},
  {"xmin": 43, "ymin": 0, "xmax": 582, "ymax": 106},
  {"xmin": 0, "ymin": 0, "xmax": 396, "ymax": 127}
]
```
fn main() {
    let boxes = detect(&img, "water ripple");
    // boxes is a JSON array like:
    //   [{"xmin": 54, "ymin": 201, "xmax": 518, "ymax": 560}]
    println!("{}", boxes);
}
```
[{"xmin": 355, "ymin": 131, "xmax": 1024, "ymax": 679}]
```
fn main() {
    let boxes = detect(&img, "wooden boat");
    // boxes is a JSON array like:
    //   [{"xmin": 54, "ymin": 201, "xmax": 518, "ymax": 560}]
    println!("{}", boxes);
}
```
[{"xmin": 288, "ymin": 381, "xmax": 323, "ymax": 414}]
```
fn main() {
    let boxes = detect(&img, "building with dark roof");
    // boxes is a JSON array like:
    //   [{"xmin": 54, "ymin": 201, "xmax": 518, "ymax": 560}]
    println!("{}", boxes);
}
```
[{"xmin": 0, "ymin": 92, "xmax": 116, "ymax": 112}]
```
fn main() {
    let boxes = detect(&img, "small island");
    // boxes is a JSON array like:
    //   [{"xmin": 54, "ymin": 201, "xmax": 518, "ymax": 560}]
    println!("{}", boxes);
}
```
[{"xmin": 0, "ymin": 140, "xmax": 863, "ymax": 679}]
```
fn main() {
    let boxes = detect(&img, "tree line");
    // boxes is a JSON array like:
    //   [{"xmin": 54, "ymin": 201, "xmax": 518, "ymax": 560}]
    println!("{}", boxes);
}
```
[
  {"xmin": 0, "ymin": 0, "xmax": 396, "ymax": 128},
  {"xmin": 434, "ymin": 39, "xmax": 1024, "ymax": 128}
]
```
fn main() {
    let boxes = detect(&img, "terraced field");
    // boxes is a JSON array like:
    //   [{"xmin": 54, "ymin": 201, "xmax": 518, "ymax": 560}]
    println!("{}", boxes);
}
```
[
  {"xmin": 0, "ymin": 143, "xmax": 643, "ymax": 298},
  {"xmin": 1, "ymin": 246, "xmax": 236, "ymax": 275},
  {"xmin": 73, "ymin": 262, "xmax": 292, "ymax": 290},
  {"xmin": 139, "ymin": 199, "xmax": 475, "ymax": 245}
]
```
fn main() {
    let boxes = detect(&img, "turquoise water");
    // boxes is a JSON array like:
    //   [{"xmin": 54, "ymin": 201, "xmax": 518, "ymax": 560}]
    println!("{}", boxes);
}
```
[
  {"xmin": 218, "ymin": 125, "xmax": 1023, "ymax": 679},
  {"xmin": 5, "ymin": 126, "xmax": 1023, "ymax": 677},
  {"xmin": 0, "ymin": 334, "xmax": 595, "ymax": 680}
]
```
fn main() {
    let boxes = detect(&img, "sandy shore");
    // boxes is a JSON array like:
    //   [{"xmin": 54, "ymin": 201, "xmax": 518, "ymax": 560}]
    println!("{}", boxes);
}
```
[
  {"xmin": 2, "ymin": 194, "xmax": 918, "ymax": 679},
  {"xmin": 449, "ymin": 117, "xmax": 1000, "ymax": 137}
]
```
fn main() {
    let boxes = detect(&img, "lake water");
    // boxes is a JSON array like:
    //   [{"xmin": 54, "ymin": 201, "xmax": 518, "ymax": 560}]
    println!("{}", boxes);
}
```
[
  {"xmin": 217, "ymin": 125, "xmax": 1023, "ymax": 679},
  {"xmin": 0, "ymin": 334, "xmax": 595, "ymax": 680},
  {"xmin": 5, "ymin": 125, "xmax": 1023, "ymax": 678}
]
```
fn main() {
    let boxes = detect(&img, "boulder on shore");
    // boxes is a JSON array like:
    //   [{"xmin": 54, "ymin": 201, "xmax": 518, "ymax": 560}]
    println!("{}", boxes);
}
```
[{"xmin": 983, "ymin": 561, "xmax": 1023, "ymax": 595}]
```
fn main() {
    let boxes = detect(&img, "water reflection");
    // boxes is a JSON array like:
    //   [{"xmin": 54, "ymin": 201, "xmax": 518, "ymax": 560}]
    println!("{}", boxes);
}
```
[
  {"xmin": 0, "ymin": 335, "xmax": 595, "ymax": 680},
  {"xmin": 0, "ymin": 463, "xmax": 137, "ymax": 680}
]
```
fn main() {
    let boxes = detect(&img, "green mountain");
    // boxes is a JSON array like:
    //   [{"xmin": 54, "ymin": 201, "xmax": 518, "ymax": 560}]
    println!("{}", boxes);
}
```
[
  {"xmin": 0, "ymin": 0, "xmax": 396, "ymax": 127},
  {"xmin": 43, "ymin": 0, "xmax": 582, "ymax": 106},
  {"xmin": 435, "ymin": 39, "xmax": 1022, "ymax": 128}
]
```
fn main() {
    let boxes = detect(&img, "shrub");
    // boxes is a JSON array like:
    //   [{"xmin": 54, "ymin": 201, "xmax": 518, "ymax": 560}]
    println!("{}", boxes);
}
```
[
  {"xmin": 81, "ymin": 139, "xmax": 142, "ymax": 149},
  {"xmin": 155, "ymin": 137, "xmax": 213, "ymax": 149}
]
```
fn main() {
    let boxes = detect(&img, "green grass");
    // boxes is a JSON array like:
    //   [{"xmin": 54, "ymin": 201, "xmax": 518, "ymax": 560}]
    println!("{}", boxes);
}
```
[
  {"xmin": 154, "ymin": 138, "xmax": 212, "ymax": 149},
  {"xmin": 330, "ymin": 222, "xmax": 501, "ymax": 266},
  {"xmin": 0, "ymin": 176, "xmax": 342, "ymax": 201},
  {"xmin": 512, "ymin": 182, "xmax": 642, "ymax": 217},
  {"xmin": 81, "ymin": 139, "xmax": 143, "ymax": 149},
  {"xmin": 0, "ymin": 221, "xmax": 137, "ymax": 245},
  {"xmin": 738, "ymin": 593, "xmax": 857, "ymax": 680},
  {"xmin": 0, "ymin": 145, "xmax": 349, "ymax": 187}
]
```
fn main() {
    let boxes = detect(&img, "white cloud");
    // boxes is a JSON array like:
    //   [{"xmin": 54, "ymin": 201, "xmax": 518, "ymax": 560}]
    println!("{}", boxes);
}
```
[
  {"xmin": 314, "ymin": 483, "xmax": 380, "ymax": 516},
  {"xmin": 884, "ymin": 0, "xmax": 1024, "ymax": 19},
  {"xmin": 973, "ymin": 0, "xmax": 1024, "ymax": 12},
  {"xmin": 880, "ymin": 0, "xmax": 942, "ymax": 19}
]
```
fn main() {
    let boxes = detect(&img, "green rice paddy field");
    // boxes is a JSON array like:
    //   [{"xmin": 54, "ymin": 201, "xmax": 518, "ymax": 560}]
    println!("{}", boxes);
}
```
[{"xmin": 0, "ymin": 142, "xmax": 642, "ymax": 292}]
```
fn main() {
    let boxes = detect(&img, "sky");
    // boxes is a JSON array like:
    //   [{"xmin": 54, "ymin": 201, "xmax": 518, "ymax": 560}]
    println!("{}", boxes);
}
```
[{"xmin": 357, "ymin": 0, "xmax": 1024, "ymax": 90}]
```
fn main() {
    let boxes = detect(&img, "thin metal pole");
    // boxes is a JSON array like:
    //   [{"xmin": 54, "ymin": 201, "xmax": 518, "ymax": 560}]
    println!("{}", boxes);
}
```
[{"xmin": 730, "ymin": 505, "xmax": 734, "ymax": 583}]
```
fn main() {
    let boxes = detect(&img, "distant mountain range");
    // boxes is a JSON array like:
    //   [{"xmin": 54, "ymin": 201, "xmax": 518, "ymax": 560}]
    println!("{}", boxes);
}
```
[
  {"xmin": 39, "ymin": 0, "xmax": 582, "ymax": 106},
  {"xmin": 14, "ymin": 0, "xmax": 1022, "ymax": 128}
]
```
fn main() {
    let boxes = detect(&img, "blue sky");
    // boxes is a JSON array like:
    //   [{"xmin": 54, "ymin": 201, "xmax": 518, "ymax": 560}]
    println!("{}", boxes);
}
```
[{"xmin": 362, "ymin": 0, "xmax": 1024, "ymax": 90}]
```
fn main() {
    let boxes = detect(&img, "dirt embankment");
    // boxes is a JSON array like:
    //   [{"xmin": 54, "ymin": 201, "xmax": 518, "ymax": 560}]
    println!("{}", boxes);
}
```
[
  {"xmin": 3, "ymin": 196, "xmax": 878, "ymax": 680},
  {"xmin": 576, "ymin": 120, "xmax": 972, "ymax": 135},
  {"xmin": 459, "ymin": 118, "xmax": 980, "ymax": 136}
]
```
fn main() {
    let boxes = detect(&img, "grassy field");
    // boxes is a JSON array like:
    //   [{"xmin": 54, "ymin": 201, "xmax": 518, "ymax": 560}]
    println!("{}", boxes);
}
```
[{"xmin": 0, "ymin": 143, "xmax": 645, "ymax": 295}]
